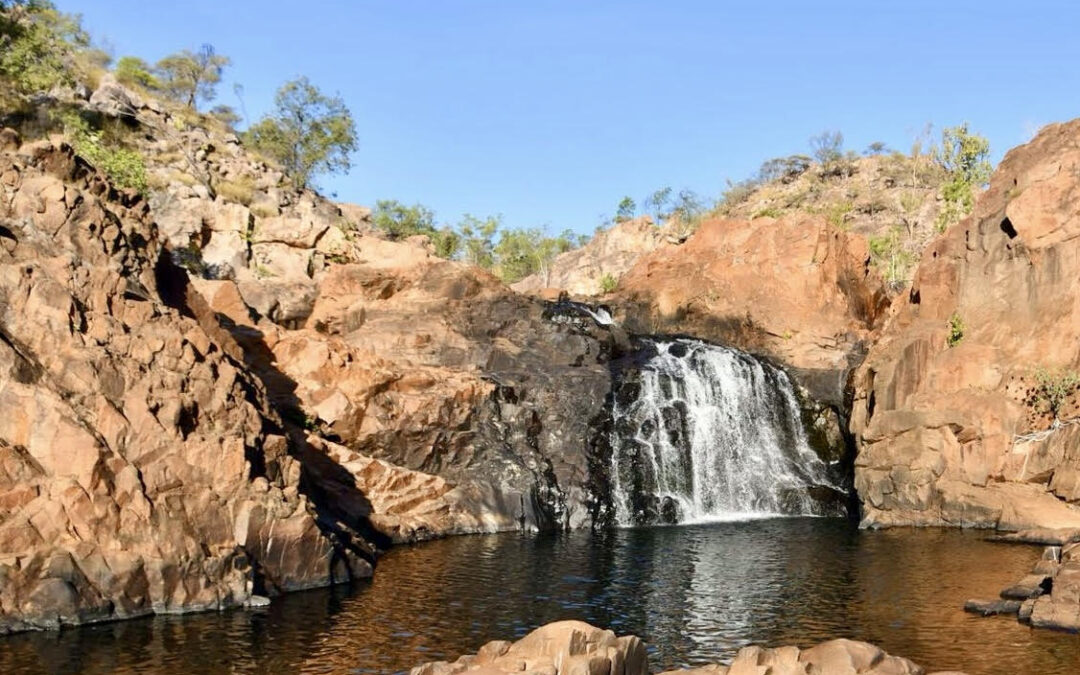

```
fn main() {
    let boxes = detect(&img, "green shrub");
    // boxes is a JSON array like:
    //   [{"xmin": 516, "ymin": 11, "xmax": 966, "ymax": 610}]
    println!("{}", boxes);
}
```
[
  {"xmin": 757, "ymin": 154, "xmax": 812, "ymax": 183},
  {"xmin": 154, "ymin": 44, "xmax": 229, "ymax": 109},
  {"xmin": 0, "ymin": 2, "xmax": 89, "ymax": 97},
  {"xmin": 61, "ymin": 112, "xmax": 148, "ymax": 194},
  {"xmin": 1029, "ymin": 367, "xmax": 1080, "ymax": 421},
  {"xmin": 933, "ymin": 123, "xmax": 992, "ymax": 232},
  {"xmin": 372, "ymin": 199, "xmax": 437, "ymax": 240},
  {"xmin": 864, "ymin": 141, "xmax": 889, "ymax": 156},
  {"xmin": 821, "ymin": 200, "xmax": 854, "ymax": 229},
  {"xmin": 868, "ymin": 226, "xmax": 915, "ymax": 285},
  {"xmin": 430, "ymin": 227, "xmax": 461, "ymax": 259},
  {"xmin": 243, "ymin": 76, "xmax": 356, "ymax": 189},
  {"xmin": 599, "ymin": 273, "xmax": 618, "ymax": 294},
  {"xmin": 946, "ymin": 312, "xmax": 964, "ymax": 347},
  {"xmin": 753, "ymin": 206, "xmax": 783, "ymax": 219},
  {"xmin": 114, "ymin": 55, "xmax": 158, "ymax": 89},
  {"xmin": 493, "ymin": 227, "xmax": 575, "ymax": 283}
]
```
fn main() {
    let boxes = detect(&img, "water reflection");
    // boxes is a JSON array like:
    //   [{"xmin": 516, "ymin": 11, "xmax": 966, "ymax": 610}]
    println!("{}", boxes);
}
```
[{"xmin": 2, "ymin": 519, "xmax": 1078, "ymax": 674}]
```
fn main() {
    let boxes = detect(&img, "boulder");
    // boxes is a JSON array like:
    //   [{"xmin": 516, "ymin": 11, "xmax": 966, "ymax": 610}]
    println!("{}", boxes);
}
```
[{"xmin": 410, "ymin": 621, "xmax": 963, "ymax": 675}]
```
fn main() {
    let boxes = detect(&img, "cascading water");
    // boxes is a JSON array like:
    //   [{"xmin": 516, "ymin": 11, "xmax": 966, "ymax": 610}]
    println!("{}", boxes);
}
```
[{"xmin": 608, "ymin": 338, "xmax": 843, "ymax": 526}]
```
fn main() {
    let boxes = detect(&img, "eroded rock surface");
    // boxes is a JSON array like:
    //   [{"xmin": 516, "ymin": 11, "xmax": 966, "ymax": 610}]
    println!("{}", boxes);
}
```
[
  {"xmin": 409, "ymin": 620, "xmax": 963, "ymax": 675},
  {"xmin": 511, "ymin": 216, "xmax": 668, "ymax": 297},
  {"xmin": 615, "ymin": 215, "xmax": 888, "ymax": 407},
  {"xmin": 850, "ymin": 119, "xmax": 1080, "ymax": 529},
  {"xmin": 75, "ymin": 77, "xmax": 627, "ymax": 538},
  {"xmin": 0, "ymin": 135, "xmax": 373, "ymax": 632}
]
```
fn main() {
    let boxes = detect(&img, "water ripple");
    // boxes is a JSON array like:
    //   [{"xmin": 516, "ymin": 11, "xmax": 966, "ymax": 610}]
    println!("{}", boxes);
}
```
[{"xmin": 1, "ymin": 519, "xmax": 1078, "ymax": 674}]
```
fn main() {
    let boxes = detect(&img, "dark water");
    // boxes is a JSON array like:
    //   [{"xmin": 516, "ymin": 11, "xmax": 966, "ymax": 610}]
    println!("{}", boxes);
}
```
[{"xmin": 2, "ymin": 518, "xmax": 1079, "ymax": 674}]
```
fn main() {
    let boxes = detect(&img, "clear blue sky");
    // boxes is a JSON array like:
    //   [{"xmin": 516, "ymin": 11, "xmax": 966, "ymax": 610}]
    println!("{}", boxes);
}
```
[{"xmin": 66, "ymin": 0, "xmax": 1080, "ymax": 235}]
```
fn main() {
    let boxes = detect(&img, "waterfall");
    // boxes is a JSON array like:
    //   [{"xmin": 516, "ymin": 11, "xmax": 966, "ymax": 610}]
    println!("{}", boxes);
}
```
[{"xmin": 608, "ymin": 338, "xmax": 842, "ymax": 526}]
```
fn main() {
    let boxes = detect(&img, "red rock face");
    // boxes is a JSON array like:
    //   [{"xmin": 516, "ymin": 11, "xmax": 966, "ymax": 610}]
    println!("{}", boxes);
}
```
[
  {"xmin": 0, "ymin": 136, "xmax": 371, "ymax": 633},
  {"xmin": 615, "ymin": 215, "xmax": 889, "ymax": 406},
  {"xmin": 511, "ymin": 216, "xmax": 668, "ymax": 297},
  {"xmin": 850, "ymin": 119, "xmax": 1080, "ymax": 529}
]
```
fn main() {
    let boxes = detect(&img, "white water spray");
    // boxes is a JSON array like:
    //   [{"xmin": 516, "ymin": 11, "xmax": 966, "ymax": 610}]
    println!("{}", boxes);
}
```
[{"xmin": 609, "ymin": 339, "xmax": 841, "ymax": 525}]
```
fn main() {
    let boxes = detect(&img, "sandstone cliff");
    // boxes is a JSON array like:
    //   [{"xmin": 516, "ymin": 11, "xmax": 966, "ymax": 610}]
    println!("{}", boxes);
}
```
[
  {"xmin": 850, "ymin": 120, "xmax": 1080, "ymax": 530},
  {"xmin": 511, "ymin": 216, "xmax": 668, "ymax": 297},
  {"xmin": 614, "ymin": 215, "xmax": 889, "ymax": 408},
  {"xmin": 0, "ymin": 133, "xmax": 375, "ymax": 632},
  {"xmin": 0, "ymin": 75, "xmax": 633, "ymax": 632}
]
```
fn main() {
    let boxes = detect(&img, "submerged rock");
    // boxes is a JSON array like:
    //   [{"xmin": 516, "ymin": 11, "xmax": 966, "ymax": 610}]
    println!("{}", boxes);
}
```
[
  {"xmin": 963, "ymin": 599, "xmax": 1022, "ymax": 616},
  {"xmin": 971, "ymin": 541, "xmax": 1080, "ymax": 633}
]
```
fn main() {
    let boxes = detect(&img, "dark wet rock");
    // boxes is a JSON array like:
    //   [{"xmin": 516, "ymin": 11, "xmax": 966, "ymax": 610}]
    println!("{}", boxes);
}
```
[
  {"xmin": 1000, "ymin": 574, "xmax": 1052, "ymax": 600},
  {"xmin": 964, "ymin": 599, "xmax": 1022, "ymax": 616}
]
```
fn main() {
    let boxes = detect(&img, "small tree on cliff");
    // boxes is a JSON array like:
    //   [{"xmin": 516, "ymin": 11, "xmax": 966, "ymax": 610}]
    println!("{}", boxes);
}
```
[
  {"xmin": 615, "ymin": 196, "xmax": 636, "ymax": 223},
  {"xmin": 933, "ymin": 123, "xmax": 992, "ymax": 232},
  {"xmin": 114, "ymin": 55, "xmax": 159, "ymax": 89},
  {"xmin": 155, "ymin": 44, "xmax": 229, "ymax": 109},
  {"xmin": 0, "ymin": 0, "xmax": 95, "ymax": 98},
  {"xmin": 1028, "ymin": 367, "xmax": 1080, "ymax": 425},
  {"xmin": 244, "ymin": 76, "xmax": 357, "ymax": 190}
]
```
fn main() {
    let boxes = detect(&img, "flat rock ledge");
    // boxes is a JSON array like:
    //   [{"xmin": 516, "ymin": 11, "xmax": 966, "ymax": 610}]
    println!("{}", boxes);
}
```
[
  {"xmin": 965, "ymin": 540, "xmax": 1080, "ymax": 632},
  {"xmin": 409, "ymin": 620, "xmax": 967, "ymax": 675}
]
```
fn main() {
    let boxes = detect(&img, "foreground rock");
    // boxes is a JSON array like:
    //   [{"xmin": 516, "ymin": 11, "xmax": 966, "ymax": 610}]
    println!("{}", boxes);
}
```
[
  {"xmin": 850, "ymin": 119, "xmax": 1080, "ymax": 530},
  {"xmin": 615, "ymin": 215, "xmax": 888, "ymax": 407},
  {"xmin": 410, "ymin": 620, "xmax": 965, "ymax": 675}
]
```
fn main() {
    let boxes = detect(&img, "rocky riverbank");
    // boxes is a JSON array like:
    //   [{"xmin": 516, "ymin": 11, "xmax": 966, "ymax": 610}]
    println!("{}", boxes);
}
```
[
  {"xmin": 409, "ymin": 620, "xmax": 967, "ymax": 675},
  {"xmin": 965, "ymin": 532, "xmax": 1080, "ymax": 632}
]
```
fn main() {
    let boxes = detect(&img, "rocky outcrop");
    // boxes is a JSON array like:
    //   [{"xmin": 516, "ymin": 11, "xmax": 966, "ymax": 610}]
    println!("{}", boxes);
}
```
[
  {"xmin": 0, "ymin": 134, "xmax": 374, "ymax": 632},
  {"xmin": 0, "ymin": 120, "xmax": 627, "ymax": 632},
  {"xmin": 79, "ymin": 73, "xmax": 376, "ymax": 331},
  {"xmin": 193, "ymin": 244, "xmax": 624, "ymax": 535},
  {"xmin": 411, "ymin": 621, "xmax": 648, "ymax": 675},
  {"xmin": 65, "ymin": 77, "xmax": 627, "ymax": 539},
  {"xmin": 512, "ymin": 216, "xmax": 667, "ymax": 297},
  {"xmin": 850, "ymin": 119, "xmax": 1080, "ymax": 530},
  {"xmin": 409, "ymin": 620, "xmax": 964, "ymax": 675},
  {"xmin": 967, "ymin": 539, "xmax": 1080, "ymax": 633},
  {"xmin": 615, "ymin": 215, "xmax": 888, "ymax": 407}
]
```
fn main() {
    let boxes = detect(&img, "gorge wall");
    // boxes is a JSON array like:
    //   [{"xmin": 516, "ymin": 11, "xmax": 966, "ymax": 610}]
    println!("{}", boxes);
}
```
[
  {"xmin": 9, "ymin": 69, "xmax": 1080, "ymax": 638},
  {"xmin": 849, "ymin": 119, "xmax": 1080, "ymax": 530},
  {"xmin": 0, "ymin": 77, "xmax": 634, "ymax": 631},
  {"xmin": 0, "ymin": 135, "xmax": 376, "ymax": 632}
]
